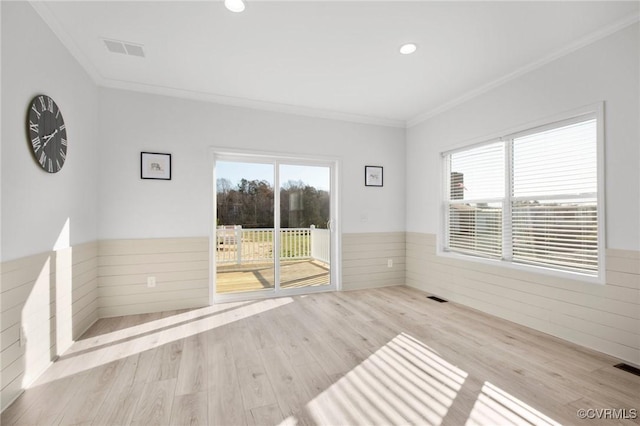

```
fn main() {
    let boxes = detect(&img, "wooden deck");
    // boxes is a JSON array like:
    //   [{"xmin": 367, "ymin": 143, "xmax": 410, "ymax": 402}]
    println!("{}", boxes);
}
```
[{"xmin": 215, "ymin": 259, "xmax": 330, "ymax": 294}]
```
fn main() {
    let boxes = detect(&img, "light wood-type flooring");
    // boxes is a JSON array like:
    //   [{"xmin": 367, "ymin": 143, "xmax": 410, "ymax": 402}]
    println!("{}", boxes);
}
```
[{"xmin": 2, "ymin": 286, "xmax": 639, "ymax": 425}]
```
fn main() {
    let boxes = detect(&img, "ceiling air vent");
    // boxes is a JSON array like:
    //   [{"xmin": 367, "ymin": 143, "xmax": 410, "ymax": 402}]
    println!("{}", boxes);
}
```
[{"xmin": 102, "ymin": 38, "xmax": 145, "ymax": 58}]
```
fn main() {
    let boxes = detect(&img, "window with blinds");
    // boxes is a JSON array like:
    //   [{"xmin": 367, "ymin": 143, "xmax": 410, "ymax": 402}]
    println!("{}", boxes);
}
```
[
  {"xmin": 447, "ymin": 142, "xmax": 504, "ymax": 258},
  {"xmin": 444, "ymin": 114, "xmax": 601, "ymax": 277}
]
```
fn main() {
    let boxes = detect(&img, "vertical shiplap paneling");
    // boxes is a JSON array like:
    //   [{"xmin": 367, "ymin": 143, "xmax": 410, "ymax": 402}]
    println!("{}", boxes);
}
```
[
  {"xmin": 342, "ymin": 232, "xmax": 405, "ymax": 290},
  {"xmin": 97, "ymin": 238, "xmax": 210, "ymax": 318},
  {"xmin": 0, "ymin": 242, "xmax": 98, "ymax": 411},
  {"xmin": 406, "ymin": 232, "xmax": 640, "ymax": 365}
]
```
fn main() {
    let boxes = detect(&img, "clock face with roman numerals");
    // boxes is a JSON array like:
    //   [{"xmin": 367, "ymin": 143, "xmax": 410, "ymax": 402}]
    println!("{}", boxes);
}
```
[{"xmin": 27, "ymin": 95, "xmax": 67, "ymax": 173}]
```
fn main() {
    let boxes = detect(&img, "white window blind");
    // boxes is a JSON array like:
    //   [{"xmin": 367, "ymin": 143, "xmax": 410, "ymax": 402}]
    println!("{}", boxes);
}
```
[
  {"xmin": 444, "ymin": 115, "xmax": 600, "ymax": 277},
  {"xmin": 511, "ymin": 119, "xmax": 598, "ymax": 274},
  {"xmin": 447, "ymin": 142, "xmax": 504, "ymax": 259}
]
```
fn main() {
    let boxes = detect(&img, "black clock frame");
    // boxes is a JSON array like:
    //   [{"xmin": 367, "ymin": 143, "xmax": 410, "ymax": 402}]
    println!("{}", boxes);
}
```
[{"xmin": 26, "ymin": 94, "xmax": 67, "ymax": 173}]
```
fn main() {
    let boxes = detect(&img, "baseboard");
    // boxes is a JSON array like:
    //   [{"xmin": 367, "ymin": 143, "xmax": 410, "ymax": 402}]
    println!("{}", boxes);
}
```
[{"xmin": 75, "ymin": 317, "xmax": 99, "ymax": 340}]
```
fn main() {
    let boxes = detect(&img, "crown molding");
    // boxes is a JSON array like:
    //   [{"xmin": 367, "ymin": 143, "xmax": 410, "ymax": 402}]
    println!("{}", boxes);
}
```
[
  {"xmin": 407, "ymin": 13, "xmax": 640, "ymax": 129},
  {"xmin": 31, "ymin": 1, "xmax": 638, "ymax": 130},
  {"xmin": 99, "ymin": 78, "xmax": 406, "ymax": 128},
  {"xmin": 30, "ymin": 1, "xmax": 105, "ymax": 85},
  {"xmin": 29, "ymin": 1, "xmax": 404, "ymax": 129}
]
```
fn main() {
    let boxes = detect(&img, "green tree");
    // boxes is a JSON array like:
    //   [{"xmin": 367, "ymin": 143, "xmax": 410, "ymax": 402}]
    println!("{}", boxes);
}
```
[{"xmin": 217, "ymin": 178, "xmax": 329, "ymax": 229}]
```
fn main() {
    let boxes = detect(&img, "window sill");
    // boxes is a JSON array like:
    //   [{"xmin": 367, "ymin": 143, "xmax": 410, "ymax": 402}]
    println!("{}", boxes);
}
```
[{"xmin": 437, "ymin": 249, "xmax": 605, "ymax": 285}]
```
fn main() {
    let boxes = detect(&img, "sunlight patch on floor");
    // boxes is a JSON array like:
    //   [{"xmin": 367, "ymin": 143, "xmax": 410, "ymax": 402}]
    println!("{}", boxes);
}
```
[
  {"xmin": 304, "ymin": 333, "xmax": 468, "ymax": 425},
  {"xmin": 65, "ymin": 300, "xmax": 254, "ymax": 353},
  {"xmin": 30, "ymin": 297, "xmax": 293, "ymax": 387},
  {"xmin": 466, "ymin": 381, "xmax": 561, "ymax": 426}
]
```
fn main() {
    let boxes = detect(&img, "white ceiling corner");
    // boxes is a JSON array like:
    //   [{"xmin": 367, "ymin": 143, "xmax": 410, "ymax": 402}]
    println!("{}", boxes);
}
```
[
  {"xmin": 30, "ymin": 1, "xmax": 106, "ymax": 86},
  {"xmin": 406, "ymin": 12, "xmax": 640, "ymax": 128},
  {"xmin": 29, "ymin": 1, "xmax": 640, "ymax": 129}
]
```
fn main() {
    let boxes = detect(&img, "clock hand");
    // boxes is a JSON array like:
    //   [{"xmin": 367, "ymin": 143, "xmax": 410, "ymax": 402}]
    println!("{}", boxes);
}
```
[
  {"xmin": 42, "ymin": 136, "xmax": 52, "ymax": 149},
  {"xmin": 42, "ymin": 129, "xmax": 58, "ymax": 148}
]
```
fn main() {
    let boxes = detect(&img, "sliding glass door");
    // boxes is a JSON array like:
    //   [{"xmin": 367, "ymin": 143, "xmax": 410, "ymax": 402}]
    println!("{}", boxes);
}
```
[
  {"xmin": 214, "ymin": 156, "xmax": 335, "ymax": 300},
  {"xmin": 215, "ymin": 160, "xmax": 276, "ymax": 295},
  {"xmin": 278, "ymin": 164, "xmax": 331, "ymax": 290}
]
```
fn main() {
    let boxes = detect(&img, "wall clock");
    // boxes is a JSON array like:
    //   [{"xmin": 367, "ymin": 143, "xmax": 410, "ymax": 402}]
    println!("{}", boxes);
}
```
[{"xmin": 27, "ymin": 94, "xmax": 67, "ymax": 173}]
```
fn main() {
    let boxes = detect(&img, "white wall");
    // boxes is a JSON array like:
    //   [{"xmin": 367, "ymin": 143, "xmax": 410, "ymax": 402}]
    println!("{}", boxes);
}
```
[
  {"xmin": 406, "ymin": 23, "xmax": 640, "ymax": 364},
  {"xmin": 98, "ymin": 88, "xmax": 405, "ymax": 240},
  {"xmin": 1, "ymin": 2, "xmax": 99, "ymax": 262},
  {"xmin": 407, "ymin": 23, "xmax": 639, "ymax": 251},
  {"xmin": 1, "ymin": 1, "xmax": 100, "ymax": 411}
]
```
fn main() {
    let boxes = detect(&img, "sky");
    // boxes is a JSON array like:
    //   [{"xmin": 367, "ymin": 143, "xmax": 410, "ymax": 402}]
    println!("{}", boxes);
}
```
[
  {"xmin": 451, "ymin": 119, "xmax": 596, "ymax": 201},
  {"xmin": 216, "ymin": 161, "xmax": 330, "ymax": 191}
]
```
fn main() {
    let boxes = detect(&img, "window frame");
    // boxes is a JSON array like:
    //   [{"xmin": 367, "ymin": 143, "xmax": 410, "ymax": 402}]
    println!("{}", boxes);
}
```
[
  {"xmin": 444, "ymin": 140, "xmax": 505, "ymax": 260},
  {"xmin": 440, "ymin": 103, "xmax": 606, "ymax": 283}
]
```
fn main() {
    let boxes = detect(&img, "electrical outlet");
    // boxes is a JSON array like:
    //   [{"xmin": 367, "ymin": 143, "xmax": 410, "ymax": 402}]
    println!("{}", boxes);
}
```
[
  {"xmin": 387, "ymin": 259, "xmax": 393, "ymax": 268},
  {"xmin": 147, "ymin": 276, "xmax": 156, "ymax": 288}
]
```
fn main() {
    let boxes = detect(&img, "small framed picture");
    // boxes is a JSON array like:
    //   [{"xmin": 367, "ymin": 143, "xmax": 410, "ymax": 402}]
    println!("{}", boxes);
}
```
[
  {"xmin": 365, "ymin": 165, "xmax": 383, "ymax": 187},
  {"xmin": 141, "ymin": 152, "xmax": 171, "ymax": 180}
]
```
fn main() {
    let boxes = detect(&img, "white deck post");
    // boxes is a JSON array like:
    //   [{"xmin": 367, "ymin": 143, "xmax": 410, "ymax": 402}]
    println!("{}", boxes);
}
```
[{"xmin": 235, "ymin": 225, "xmax": 242, "ymax": 264}]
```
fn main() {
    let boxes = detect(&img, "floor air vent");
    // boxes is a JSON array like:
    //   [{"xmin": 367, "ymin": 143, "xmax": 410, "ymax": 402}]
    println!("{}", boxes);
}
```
[
  {"xmin": 427, "ymin": 296, "xmax": 448, "ymax": 303},
  {"xmin": 614, "ymin": 363, "xmax": 640, "ymax": 377}
]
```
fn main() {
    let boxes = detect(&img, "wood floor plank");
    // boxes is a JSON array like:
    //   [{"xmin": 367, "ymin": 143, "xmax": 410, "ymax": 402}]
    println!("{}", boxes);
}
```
[
  {"xmin": 6, "ymin": 371, "xmax": 88, "ymax": 426},
  {"xmin": 146, "ymin": 340, "xmax": 184, "ymax": 382},
  {"xmin": 3, "ymin": 286, "xmax": 639, "ymax": 426},
  {"xmin": 130, "ymin": 378, "xmax": 177, "ymax": 426},
  {"xmin": 260, "ymin": 345, "xmax": 312, "ymax": 417},
  {"xmin": 132, "ymin": 348, "xmax": 157, "ymax": 383},
  {"xmin": 207, "ymin": 334, "xmax": 247, "ymax": 426},
  {"xmin": 91, "ymin": 382, "xmax": 145, "ymax": 426},
  {"xmin": 61, "ymin": 355, "xmax": 138, "ymax": 424},
  {"xmin": 246, "ymin": 403, "xmax": 285, "ymax": 426},
  {"xmin": 245, "ymin": 313, "xmax": 280, "ymax": 350},
  {"xmin": 303, "ymin": 336, "xmax": 353, "ymax": 378},
  {"xmin": 175, "ymin": 333, "xmax": 208, "ymax": 395},
  {"xmin": 170, "ymin": 391, "xmax": 208, "ymax": 426},
  {"xmin": 57, "ymin": 388, "xmax": 110, "ymax": 425},
  {"xmin": 269, "ymin": 313, "xmax": 320, "ymax": 368},
  {"xmin": 227, "ymin": 322, "xmax": 278, "ymax": 410},
  {"xmin": 292, "ymin": 360, "xmax": 334, "ymax": 401},
  {"xmin": 234, "ymin": 355, "xmax": 278, "ymax": 410}
]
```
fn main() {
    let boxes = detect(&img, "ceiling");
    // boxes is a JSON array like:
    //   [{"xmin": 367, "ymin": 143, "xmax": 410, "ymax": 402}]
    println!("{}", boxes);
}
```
[{"xmin": 33, "ymin": 1, "xmax": 639, "ymax": 127}]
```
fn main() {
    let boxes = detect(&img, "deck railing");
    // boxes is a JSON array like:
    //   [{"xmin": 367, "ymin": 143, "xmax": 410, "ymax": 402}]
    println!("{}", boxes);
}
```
[
  {"xmin": 310, "ymin": 226, "xmax": 330, "ymax": 264},
  {"xmin": 216, "ymin": 226, "xmax": 330, "ymax": 265}
]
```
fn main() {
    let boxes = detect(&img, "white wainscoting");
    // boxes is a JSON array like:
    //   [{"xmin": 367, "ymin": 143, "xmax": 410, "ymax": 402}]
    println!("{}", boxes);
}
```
[
  {"xmin": 406, "ymin": 232, "xmax": 640, "ymax": 365},
  {"xmin": 97, "ymin": 237, "xmax": 210, "ymax": 318},
  {"xmin": 0, "ymin": 242, "xmax": 98, "ymax": 411},
  {"xmin": 342, "ymin": 232, "xmax": 405, "ymax": 290}
]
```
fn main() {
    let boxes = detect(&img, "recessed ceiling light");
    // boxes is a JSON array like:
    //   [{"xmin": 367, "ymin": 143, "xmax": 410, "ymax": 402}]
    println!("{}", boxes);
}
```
[
  {"xmin": 225, "ymin": 0, "xmax": 245, "ymax": 13},
  {"xmin": 400, "ymin": 43, "xmax": 417, "ymax": 55}
]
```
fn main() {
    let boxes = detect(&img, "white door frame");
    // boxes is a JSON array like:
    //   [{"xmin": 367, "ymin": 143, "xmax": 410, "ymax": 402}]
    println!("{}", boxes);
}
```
[{"xmin": 209, "ymin": 147, "xmax": 341, "ymax": 304}]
